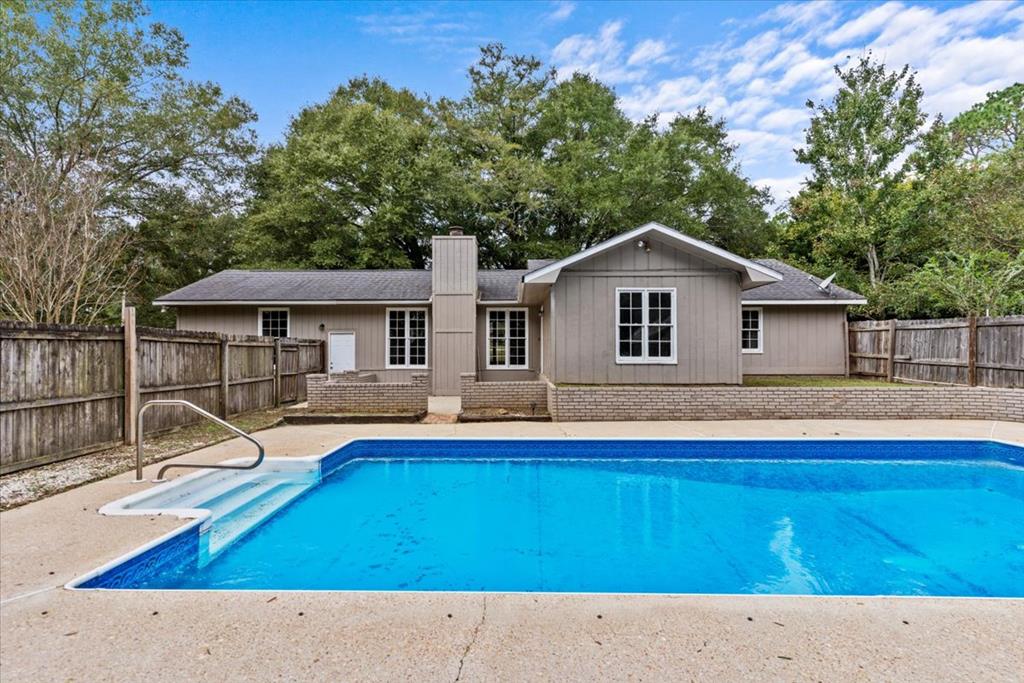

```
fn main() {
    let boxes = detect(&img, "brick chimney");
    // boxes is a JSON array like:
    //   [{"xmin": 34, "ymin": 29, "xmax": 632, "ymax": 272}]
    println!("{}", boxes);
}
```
[{"xmin": 430, "ymin": 229, "xmax": 478, "ymax": 396}]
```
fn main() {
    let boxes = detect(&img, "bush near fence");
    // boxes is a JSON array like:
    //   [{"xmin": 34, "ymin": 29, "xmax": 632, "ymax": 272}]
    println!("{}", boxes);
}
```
[
  {"xmin": 848, "ymin": 315, "xmax": 1023, "ymax": 388},
  {"xmin": 0, "ymin": 314, "xmax": 324, "ymax": 474}
]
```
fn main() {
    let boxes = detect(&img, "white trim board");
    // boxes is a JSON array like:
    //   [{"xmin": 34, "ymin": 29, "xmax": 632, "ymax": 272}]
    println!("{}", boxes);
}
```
[{"xmin": 523, "ymin": 222, "xmax": 783, "ymax": 289}]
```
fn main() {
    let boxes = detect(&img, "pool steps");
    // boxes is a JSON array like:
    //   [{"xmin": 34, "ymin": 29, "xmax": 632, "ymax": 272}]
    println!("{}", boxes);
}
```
[{"xmin": 100, "ymin": 457, "xmax": 321, "ymax": 560}]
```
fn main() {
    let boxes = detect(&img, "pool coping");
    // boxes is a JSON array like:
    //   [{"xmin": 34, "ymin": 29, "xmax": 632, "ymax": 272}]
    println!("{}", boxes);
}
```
[{"xmin": 65, "ymin": 436, "xmax": 1024, "ymax": 597}]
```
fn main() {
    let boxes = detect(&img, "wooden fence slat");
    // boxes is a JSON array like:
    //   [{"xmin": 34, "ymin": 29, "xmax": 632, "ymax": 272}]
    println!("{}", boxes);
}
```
[
  {"xmin": 849, "ymin": 314, "xmax": 1022, "ymax": 388},
  {"xmin": 0, "ymin": 317, "xmax": 323, "ymax": 473}
]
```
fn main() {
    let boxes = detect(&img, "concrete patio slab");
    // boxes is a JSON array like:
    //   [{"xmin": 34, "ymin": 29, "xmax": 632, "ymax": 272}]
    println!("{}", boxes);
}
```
[{"xmin": 2, "ymin": 419, "xmax": 1022, "ymax": 682}]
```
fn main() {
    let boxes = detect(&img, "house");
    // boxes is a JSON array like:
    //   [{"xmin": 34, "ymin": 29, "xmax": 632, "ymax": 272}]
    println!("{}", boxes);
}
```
[{"xmin": 155, "ymin": 223, "xmax": 865, "ymax": 399}]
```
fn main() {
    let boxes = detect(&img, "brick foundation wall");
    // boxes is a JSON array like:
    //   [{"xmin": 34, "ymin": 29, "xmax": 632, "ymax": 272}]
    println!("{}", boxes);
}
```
[
  {"xmin": 328, "ymin": 371, "xmax": 378, "ymax": 383},
  {"xmin": 548, "ymin": 385, "xmax": 1024, "ymax": 422},
  {"xmin": 460, "ymin": 373, "xmax": 549, "ymax": 413},
  {"xmin": 307, "ymin": 373, "xmax": 428, "ymax": 413}
]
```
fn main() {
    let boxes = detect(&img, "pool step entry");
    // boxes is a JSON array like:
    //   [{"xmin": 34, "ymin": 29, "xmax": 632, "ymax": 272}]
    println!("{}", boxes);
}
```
[
  {"xmin": 201, "ymin": 478, "xmax": 314, "ymax": 562},
  {"xmin": 100, "ymin": 457, "xmax": 320, "ymax": 564}
]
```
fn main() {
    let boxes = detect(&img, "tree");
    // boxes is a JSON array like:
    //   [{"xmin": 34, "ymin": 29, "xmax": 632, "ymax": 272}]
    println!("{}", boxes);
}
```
[
  {"xmin": 0, "ymin": 148, "xmax": 131, "ymax": 324},
  {"xmin": 892, "ymin": 251, "xmax": 1024, "ymax": 317},
  {"xmin": 123, "ymin": 187, "xmax": 243, "ymax": 327},
  {"xmin": 1, "ymin": 0, "xmax": 257, "ymax": 215},
  {"xmin": 1, "ymin": 0, "xmax": 257, "ymax": 323},
  {"xmin": 239, "ymin": 78, "xmax": 452, "ymax": 269},
  {"xmin": 793, "ymin": 55, "xmax": 926, "ymax": 287}
]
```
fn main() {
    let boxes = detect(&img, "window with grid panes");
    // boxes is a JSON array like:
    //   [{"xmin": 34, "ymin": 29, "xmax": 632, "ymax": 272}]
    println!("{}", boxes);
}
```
[
  {"xmin": 616, "ymin": 289, "xmax": 675, "ymax": 363},
  {"xmin": 387, "ymin": 309, "xmax": 427, "ymax": 367},
  {"xmin": 487, "ymin": 309, "xmax": 528, "ymax": 368}
]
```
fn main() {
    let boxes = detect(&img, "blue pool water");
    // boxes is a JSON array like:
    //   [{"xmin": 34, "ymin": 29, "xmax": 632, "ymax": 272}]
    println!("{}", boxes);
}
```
[{"xmin": 81, "ymin": 439, "xmax": 1024, "ymax": 596}]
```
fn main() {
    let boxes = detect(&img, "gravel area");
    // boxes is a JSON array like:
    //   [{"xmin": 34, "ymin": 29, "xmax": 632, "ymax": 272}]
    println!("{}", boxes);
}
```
[{"xmin": 0, "ymin": 409, "xmax": 285, "ymax": 511}]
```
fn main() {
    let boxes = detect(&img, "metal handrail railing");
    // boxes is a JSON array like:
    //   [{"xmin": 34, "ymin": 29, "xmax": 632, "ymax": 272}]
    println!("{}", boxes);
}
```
[{"xmin": 135, "ymin": 400, "xmax": 265, "ymax": 483}]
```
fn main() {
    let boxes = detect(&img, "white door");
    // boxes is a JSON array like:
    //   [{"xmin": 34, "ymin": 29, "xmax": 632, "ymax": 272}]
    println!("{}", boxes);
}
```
[{"xmin": 329, "ymin": 332, "xmax": 355, "ymax": 373}]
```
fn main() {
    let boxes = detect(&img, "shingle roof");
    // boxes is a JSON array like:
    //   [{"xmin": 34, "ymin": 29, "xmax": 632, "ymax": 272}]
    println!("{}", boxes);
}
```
[
  {"xmin": 155, "ymin": 268, "xmax": 526, "ymax": 303},
  {"xmin": 742, "ymin": 259, "xmax": 865, "ymax": 303},
  {"xmin": 155, "ymin": 270, "xmax": 433, "ymax": 303},
  {"xmin": 478, "ymin": 270, "xmax": 526, "ymax": 301},
  {"xmin": 156, "ymin": 259, "xmax": 864, "ymax": 305}
]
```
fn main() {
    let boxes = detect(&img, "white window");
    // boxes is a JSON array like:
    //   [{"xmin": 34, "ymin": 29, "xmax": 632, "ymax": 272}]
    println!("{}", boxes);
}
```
[
  {"xmin": 386, "ymin": 308, "xmax": 428, "ymax": 368},
  {"xmin": 615, "ymin": 288, "xmax": 676, "ymax": 364},
  {"xmin": 487, "ymin": 308, "xmax": 528, "ymax": 369},
  {"xmin": 258, "ymin": 308, "xmax": 289, "ymax": 338},
  {"xmin": 741, "ymin": 307, "xmax": 763, "ymax": 353}
]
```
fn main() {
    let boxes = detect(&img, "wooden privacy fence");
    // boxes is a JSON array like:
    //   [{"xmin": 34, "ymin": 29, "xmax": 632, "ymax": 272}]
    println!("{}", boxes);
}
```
[
  {"xmin": 1, "ymin": 310, "xmax": 324, "ymax": 474},
  {"xmin": 848, "ymin": 315, "xmax": 1023, "ymax": 388}
]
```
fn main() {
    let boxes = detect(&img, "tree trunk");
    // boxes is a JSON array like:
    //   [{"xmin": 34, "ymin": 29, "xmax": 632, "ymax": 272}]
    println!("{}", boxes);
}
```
[{"xmin": 867, "ymin": 244, "xmax": 880, "ymax": 286}]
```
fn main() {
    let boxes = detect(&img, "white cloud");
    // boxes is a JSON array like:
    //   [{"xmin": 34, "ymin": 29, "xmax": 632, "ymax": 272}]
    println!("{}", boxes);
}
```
[
  {"xmin": 627, "ymin": 39, "xmax": 670, "ymax": 66},
  {"xmin": 752, "ymin": 173, "xmax": 808, "ymax": 203},
  {"xmin": 547, "ymin": 0, "xmax": 1024, "ymax": 206},
  {"xmin": 823, "ymin": 2, "xmax": 904, "ymax": 47},
  {"xmin": 545, "ymin": 1, "xmax": 576, "ymax": 23},
  {"xmin": 552, "ymin": 21, "xmax": 649, "ymax": 83},
  {"xmin": 758, "ymin": 107, "xmax": 809, "ymax": 131}
]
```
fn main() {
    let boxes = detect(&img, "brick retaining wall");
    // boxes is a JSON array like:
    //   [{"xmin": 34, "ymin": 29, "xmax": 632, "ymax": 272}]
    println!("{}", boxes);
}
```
[
  {"xmin": 307, "ymin": 373, "xmax": 428, "ymax": 413},
  {"xmin": 460, "ymin": 373, "xmax": 549, "ymax": 413},
  {"xmin": 548, "ymin": 385, "xmax": 1024, "ymax": 422}
]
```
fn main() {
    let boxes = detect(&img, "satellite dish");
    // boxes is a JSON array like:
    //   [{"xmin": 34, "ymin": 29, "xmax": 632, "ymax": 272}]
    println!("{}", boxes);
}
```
[{"xmin": 816, "ymin": 272, "xmax": 837, "ymax": 293}]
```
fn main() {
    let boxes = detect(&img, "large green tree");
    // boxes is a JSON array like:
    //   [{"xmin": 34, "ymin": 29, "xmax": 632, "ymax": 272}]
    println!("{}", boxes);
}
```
[
  {"xmin": 789, "ymin": 55, "xmax": 927, "ymax": 289},
  {"xmin": 0, "ymin": 0, "xmax": 256, "ymax": 324},
  {"xmin": 240, "ymin": 44, "xmax": 775, "ymax": 271},
  {"xmin": 239, "ymin": 78, "xmax": 452, "ymax": 269}
]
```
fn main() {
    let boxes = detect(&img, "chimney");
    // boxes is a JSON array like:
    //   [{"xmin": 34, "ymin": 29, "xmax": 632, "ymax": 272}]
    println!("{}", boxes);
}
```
[{"xmin": 430, "ymin": 229, "xmax": 478, "ymax": 396}]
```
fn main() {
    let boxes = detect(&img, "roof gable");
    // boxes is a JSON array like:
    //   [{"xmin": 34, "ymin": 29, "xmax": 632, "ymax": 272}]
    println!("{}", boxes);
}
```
[{"xmin": 522, "ymin": 222, "xmax": 782, "ymax": 289}]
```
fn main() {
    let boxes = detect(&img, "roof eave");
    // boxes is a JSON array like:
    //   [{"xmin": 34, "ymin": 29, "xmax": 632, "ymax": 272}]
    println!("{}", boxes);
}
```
[
  {"xmin": 740, "ymin": 299, "xmax": 868, "ymax": 306},
  {"xmin": 523, "ymin": 222, "xmax": 783, "ymax": 287},
  {"xmin": 153, "ymin": 299, "xmax": 432, "ymax": 306}
]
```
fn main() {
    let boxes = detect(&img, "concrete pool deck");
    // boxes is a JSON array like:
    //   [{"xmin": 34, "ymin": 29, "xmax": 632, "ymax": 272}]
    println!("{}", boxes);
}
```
[{"xmin": 1, "ymin": 419, "xmax": 1022, "ymax": 682}]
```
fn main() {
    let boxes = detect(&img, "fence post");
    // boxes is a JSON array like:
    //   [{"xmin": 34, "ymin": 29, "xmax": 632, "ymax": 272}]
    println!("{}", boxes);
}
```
[
  {"xmin": 321, "ymin": 339, "xmax": 328, "ymax": 373},
  {"xmin": 967, "ymin": 315, "xmax": 978, "ymax": 386},
  {"xmin": 123, "ymin": 306, "xmax": 138, "ymax": 445},
  {"xmin": 886, "ymin": 318, "xmax": 897, "ymax": 383},
  {"xmin": 274, "ymin": 337, "xmax": 282, "ymax": 408},
  {"xmin": 843, "ymin": 317, "xmax": 850, "ymax": 378},
  {"xmin": 220, "ymin": 338, "xmax": 230, "ymax": 417}
]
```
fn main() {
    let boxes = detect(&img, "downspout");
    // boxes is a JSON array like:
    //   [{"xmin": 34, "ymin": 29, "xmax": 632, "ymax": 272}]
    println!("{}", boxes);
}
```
[{"xmin": 538, "ymin": 305, "xmax": 544, "ymax": 377}]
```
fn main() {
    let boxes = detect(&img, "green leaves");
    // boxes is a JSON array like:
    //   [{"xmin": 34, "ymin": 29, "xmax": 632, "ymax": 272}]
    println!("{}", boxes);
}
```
[
  {"xmin": 240, "ymin": 45, "xmax": 775, "ymax": 271},
  {"xmin": 781, "ymin": 65, "xmax": 1023, "ymax": 318}
]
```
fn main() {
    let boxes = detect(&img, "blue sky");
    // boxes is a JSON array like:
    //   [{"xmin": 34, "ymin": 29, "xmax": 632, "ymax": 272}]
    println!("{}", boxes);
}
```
[{"xmin": 149, "ymin": 0, "xmax": 1024, "ymax": 203}]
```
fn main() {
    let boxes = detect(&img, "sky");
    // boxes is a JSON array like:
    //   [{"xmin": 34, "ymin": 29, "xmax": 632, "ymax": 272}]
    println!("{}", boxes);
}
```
[{"xmin": 148, "ymin": 0, "xmax": 1024, "ymax": 203}]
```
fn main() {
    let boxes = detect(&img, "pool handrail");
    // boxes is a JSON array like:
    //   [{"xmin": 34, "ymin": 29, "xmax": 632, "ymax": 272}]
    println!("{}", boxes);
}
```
[{"xmin": 135, "ymin": 400, "xmax": 265, "ymax": 483}]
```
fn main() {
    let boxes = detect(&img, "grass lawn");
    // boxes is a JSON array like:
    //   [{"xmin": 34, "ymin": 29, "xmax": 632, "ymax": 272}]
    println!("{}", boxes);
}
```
[{"xmin": 743, "ymin": 375, "xmax": 898, "ymax": 387}]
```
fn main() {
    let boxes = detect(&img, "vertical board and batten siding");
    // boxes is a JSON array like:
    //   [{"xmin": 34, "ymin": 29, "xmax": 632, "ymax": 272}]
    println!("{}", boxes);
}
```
[
  {"xmin": 849, "ymin": 315, "xmax": 1023, "ymax": 388},
  {"xmin": 431, "ymin": 235, "xmax": 478, "ymax": 395},
  {"xmin": 742, "ymin": 306, "xmax": 848, "ymax": 375},
  {"xmin": 176, "ymin": 304, "xmax": 426, "ymax": 383},
  {"xmin": 475, "ymin": 305, "xmax": 542, "ymax": 382},
  {"xmin": 549, "ymin": 237, "xmax": 743, "ymax": 384},
  {"xmin": 0, "ymin": 321, "xmax": 323, "ymax": 474}
]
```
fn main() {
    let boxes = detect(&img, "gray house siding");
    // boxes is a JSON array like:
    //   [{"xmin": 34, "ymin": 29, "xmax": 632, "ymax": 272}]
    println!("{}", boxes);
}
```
[
  {"xmin": 741, "ymin": 305, "xmax": 848, "ymax": 375},
  {"xmin": 431, "ymin": 235, "xmax": 478, "ymax": 395},
  {"xmin": 175, "ymin": 304, "xmax": 426, "ymax": 383},
  {"xmin": 475, "ymin": 305, "xmax": 542, "ymax": 382},
  {"xmin": 548, "ymin": 239, "xmax": 743, "ymax": 385}
]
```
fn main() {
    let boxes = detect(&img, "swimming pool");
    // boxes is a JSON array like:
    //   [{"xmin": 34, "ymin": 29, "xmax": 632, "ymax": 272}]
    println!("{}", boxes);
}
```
[{"xmin": 73, "ymin": 439, "xmax": 1024, "ymax": 596}]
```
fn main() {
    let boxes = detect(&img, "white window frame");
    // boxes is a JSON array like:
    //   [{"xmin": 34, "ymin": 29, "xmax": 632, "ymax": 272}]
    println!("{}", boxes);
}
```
[
  {"xmin": 614, "ymin": 287, "xmax": 677, "ymax": 365},
  {"xmin": 385, "ymin": 307, "xmax": 429, "ymax": 369},
  {"xmin": 257, "ymin": 307, "xmax": 290, "ymax": 338},
  {"xmin": 741, "ymin": 306, "xmax": 763, "ymax": 354},
  {"xmin": 486, "ymin": 307, "xmax": 530, "ymax": 370}
]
